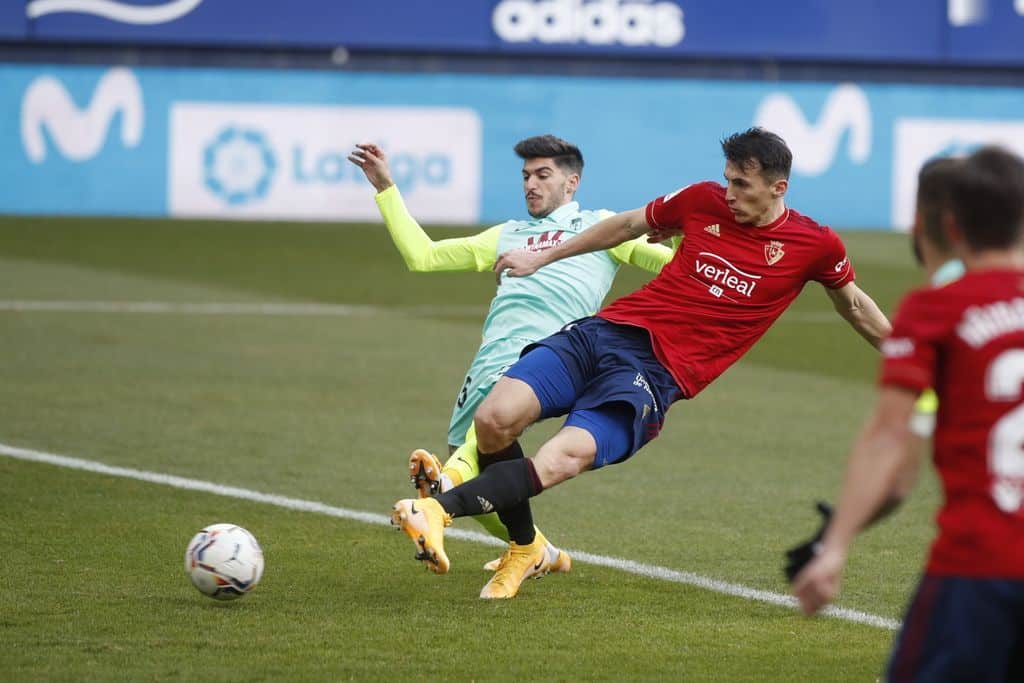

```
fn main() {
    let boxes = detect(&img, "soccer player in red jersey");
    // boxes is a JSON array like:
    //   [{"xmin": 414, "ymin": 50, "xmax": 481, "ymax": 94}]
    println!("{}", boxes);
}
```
[
  {"xmin": 794, "ymin": 146, "xmax": 1024, "ymax": 680},
  {"xmin": 390, "ymin": 127, "xmax": 892, "ymax": 599}
]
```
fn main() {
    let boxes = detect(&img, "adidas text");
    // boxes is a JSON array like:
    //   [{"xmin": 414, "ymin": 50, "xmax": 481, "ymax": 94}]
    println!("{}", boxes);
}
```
[{"xmin": 492, "ymin": 0, "xmax": 685, "ymax": 48}]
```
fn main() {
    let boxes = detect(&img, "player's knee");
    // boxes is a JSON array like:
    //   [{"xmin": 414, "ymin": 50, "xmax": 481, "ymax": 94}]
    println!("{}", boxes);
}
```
[
  {"xmin": 533, "ymin": 447, "xmax": 593, "ymax": 488},
  {"xmin": 473, "ymin": 402, "xmax": 524, "ymax": 447},
  {"xmin": 533, "ymin": 455, "xmax": 582, "ymax": 488},
  {"xmin": 473, "ymin": 379, "xmax": 541, "ymax": 450}
]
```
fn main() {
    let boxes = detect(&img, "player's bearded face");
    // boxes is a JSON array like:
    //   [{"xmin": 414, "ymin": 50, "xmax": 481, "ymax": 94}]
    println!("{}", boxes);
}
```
[
  {"xmin": 724, "ymin": 159, "xmax": 785, "ymax": 225},
  {"xmin": 522, "ymin": 159, "xmax": 576, "ymax": 218}
]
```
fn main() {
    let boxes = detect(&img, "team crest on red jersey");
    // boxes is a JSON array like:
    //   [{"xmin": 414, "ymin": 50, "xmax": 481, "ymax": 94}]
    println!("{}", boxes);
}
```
[{"xmin": 764, "ymin": 240, "xmax": 785, "ymax": 265}]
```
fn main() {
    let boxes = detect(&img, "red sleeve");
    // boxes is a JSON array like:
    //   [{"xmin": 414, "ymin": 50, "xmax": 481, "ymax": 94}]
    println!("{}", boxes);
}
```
[
  {"xmin": 811, "ymin": 227, "xmax": 855, "ymax": 289},
  {"xmin": 879, "ymin": 290, "xmax": 938, "ymax": 393},
  {"xmin": 644, "ymin": 182, "xmax": 712, "ymax": 232}
]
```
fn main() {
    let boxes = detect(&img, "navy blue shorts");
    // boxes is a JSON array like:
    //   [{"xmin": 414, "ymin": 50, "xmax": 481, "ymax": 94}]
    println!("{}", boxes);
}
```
[
  {"xmin": 503, "ymin": 317, "xmax": 681, "ymax": 468},
  {"xmin": 887, "ymin": 574, "xmax": 1024, "ymax": 682}
]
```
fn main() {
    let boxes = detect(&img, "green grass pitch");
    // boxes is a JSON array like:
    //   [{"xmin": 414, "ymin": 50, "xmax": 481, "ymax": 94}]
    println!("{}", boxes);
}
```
[{"xmin": 0, "ymin": 215, "xmax": 930, "ymax": 681}]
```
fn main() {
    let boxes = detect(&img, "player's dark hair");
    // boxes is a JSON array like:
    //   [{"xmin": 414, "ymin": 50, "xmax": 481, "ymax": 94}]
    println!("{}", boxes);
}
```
[
  {"xmin": 916, "ymin": 156, "xmax": 963, "ymax": 257},
  {"xmin": 720, "ymin": 127, "xmax": 792, "ymax": 181},
  {"xmin": 514, "ymin": 135, "xmax": 584, "ymax": 176},
  {"xmin": 910, "ymin": 232, "xmax": 924, "ymax": 266},
  {"xmin": 949, "ymin": 146, "xmax": 1024, "ymax": 251}
]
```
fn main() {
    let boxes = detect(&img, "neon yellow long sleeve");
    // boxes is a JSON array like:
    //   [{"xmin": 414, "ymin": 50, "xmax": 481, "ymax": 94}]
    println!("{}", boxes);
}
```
[
  {"xmin": 375, "ymin": 185, "xmax": 501, "ymax": 272},
  {"xmin": 607, "ymin": 234, "xmax": 677, "ymax": 273}
]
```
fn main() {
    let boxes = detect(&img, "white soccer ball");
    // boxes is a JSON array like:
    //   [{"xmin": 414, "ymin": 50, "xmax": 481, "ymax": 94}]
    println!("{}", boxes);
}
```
[{"xmin": 184, "ymin": 523, "xmax": 264, "ymax": 600}]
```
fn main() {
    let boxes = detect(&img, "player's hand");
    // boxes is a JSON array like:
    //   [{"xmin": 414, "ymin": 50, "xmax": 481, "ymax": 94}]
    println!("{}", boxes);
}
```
[
  {"xmin": 646, "ymin": 225, "xmax": 681, "ymax": 243},
  {"xmin": 783, "ymin": 501, "xmax": 832, "ymax": 583},
  {"xmin": 792, "ymin": 544, "xmax": 846, "ymax": 616},
  {"xmin": 493, "ymin": 249, "xmax": 547, "ymax": 282},
  {"xmin": 347, "ymin": 143, "xmax": 394, "ymax": 193}
]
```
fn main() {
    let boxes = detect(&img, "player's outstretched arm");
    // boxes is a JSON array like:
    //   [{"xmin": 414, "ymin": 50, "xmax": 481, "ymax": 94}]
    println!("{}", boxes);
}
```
[
  {"xmin": 609, "ymin": 234, "xmax": 676, "ymax": 274},
  {"xmin": 494, "ymin": 208, "xmax": 650, "ymax": 278},
  {"xmin": 825, "ymin": 282, "xmax": 892, "ymax": 349},
  {"xmin": 348, "ymin": 142, "xmax": 498, "ymax": 273},
  {"xmin": 793, "ymin": 386, "xmax": 919, "ymax": 615}
]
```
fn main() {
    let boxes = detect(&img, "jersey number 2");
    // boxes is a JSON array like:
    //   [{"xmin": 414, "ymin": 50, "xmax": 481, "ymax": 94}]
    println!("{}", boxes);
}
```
[{"xmin": 986, "ymin": 350, "xmax": 1024, "ymax": 513}]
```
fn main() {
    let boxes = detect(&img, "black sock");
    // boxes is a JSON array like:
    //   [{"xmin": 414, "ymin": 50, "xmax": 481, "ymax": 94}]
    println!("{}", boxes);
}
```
[
  {"xmin": 477, "ymin": 441, "xmax": 524, "ymax": 471},
  {"xmin": 497, "ymin": 501, "xmax": 536, "ymax": 545},
  {"xmin": 499, "ymin": 459, "xmax": 544, "ymax": 544},
  {"xmin": 473, "ymin": 441, "xmax": 533, "ymax": 543},
  {"xmin": 435, "ymin": 458, "xmax": 541, "ymax": 521}
]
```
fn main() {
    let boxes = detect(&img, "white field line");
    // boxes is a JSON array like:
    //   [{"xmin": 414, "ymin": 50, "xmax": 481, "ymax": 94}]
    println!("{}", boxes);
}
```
[
  {"xmin": 0, "ymin": 300, "xmax": 839, "ymax": 323},
  {"xmin": 0, "ymin": 441, "xmax": 899, "ymax": 631}
]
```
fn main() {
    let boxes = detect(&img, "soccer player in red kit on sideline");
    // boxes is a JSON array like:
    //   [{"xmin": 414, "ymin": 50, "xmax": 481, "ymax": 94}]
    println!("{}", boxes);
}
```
[
  {"xmin": 794, "ymin": 146, "xmax": 1024, "ymax": 680},
  {"xmin": 391, "ymin": 127, "xmax": 892, "ymax": 600}
]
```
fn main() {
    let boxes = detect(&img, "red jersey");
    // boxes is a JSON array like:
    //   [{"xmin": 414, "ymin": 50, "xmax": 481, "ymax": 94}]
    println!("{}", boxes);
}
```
[
  {"xmin": 598, "ymin": 181, "xmax": 854, "ymax": 397},
  {"xmin": 881, "ymin": 269, "xmax": 1024, "ymax": 578}
]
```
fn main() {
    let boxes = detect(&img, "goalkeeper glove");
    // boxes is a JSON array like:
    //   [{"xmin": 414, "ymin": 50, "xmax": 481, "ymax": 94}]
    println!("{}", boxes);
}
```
[{"xmin": 783, "ymin": 501, "xmax": 833, "ymax": 584}]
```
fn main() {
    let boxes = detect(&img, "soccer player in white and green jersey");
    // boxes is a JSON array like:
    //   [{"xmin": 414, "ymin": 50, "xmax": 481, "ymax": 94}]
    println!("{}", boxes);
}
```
[{"xmin": 348, "ymin": 135, "xmax": 674, "ymax": 571}]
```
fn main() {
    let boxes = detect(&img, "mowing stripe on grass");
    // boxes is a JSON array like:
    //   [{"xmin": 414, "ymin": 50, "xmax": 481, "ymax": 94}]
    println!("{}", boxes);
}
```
[
  {"xmin": 0, "ymin": 300, "xmax": 841, "ymax": 323},
  {"xmin": 0, "ymin": 300, "xmax": 438, "ymax": 317},
  {"xmin": 0, "ymin": 440, "xmax": 898, "ymax": 631}
]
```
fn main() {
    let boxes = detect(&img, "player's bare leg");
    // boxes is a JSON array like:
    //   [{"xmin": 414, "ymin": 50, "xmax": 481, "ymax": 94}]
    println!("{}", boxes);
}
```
[
  {"xmin": 473, "ymin": 376, "xmax": 542, "ymax": 454},
  {"xmin": 530, "ymin": 425, "xmax": 597, "ymax": 488}
]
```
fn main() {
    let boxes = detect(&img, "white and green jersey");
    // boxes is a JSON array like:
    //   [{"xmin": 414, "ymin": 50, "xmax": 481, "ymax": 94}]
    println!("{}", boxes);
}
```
[
  {"xmin": 374, "ymin": 185, "xmax": 674, "ymax": 446},
  {"xmin": 485, "ymin": 202, "xmax": 624, "ymax": 345}
]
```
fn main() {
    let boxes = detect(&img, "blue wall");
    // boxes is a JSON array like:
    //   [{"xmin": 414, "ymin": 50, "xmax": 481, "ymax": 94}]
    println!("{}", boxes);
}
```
[{"xmin": 8, "ymin": 1, "xmax": 1024, "ymax": 65}]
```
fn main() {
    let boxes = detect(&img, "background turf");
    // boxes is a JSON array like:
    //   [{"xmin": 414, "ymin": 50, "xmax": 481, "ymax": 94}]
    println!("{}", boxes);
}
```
[{"xmin": 0, "ymin": 216, "xmax": 929, "ymax": 681}]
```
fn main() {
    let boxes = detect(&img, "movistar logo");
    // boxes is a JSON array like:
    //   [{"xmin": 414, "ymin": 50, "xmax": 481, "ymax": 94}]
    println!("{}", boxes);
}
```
[
  {"xmin": 492, "ymin": 0, "xmax": 684, "ymax": 47},
  {"xmin": 26, "ymin": 0, "xmax": 204, "ymax": 24},
  {"xmin": 21, "ymin": 67, "xmax": 143, "ymax": 163},
  {"xmin": 753, "ymin": 83, "xmax": 871, "ymax": 176}
]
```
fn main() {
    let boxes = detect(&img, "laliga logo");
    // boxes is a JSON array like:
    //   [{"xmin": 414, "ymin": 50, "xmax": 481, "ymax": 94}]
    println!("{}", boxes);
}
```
[
  {"xmin": 26, "ymin": 0, "xmax": 203, "ymax": 25},
  {"xmin": 201, "ymin": 125, "xmax": 454, "ymax": 206},
  {"xmin": 754, "ymin": 83, "xmax": 871, "ymax": 176},
  {"xmin": 21, "ymin": 67, "xmax": 143, "ymax": 163},
  {"xmin": 493, "ymin": 0, "xmax": 684, "ymax": 47},
  {"xmin": 203, "ymin": 127, "xmax": 276, "ymax": 206}
]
